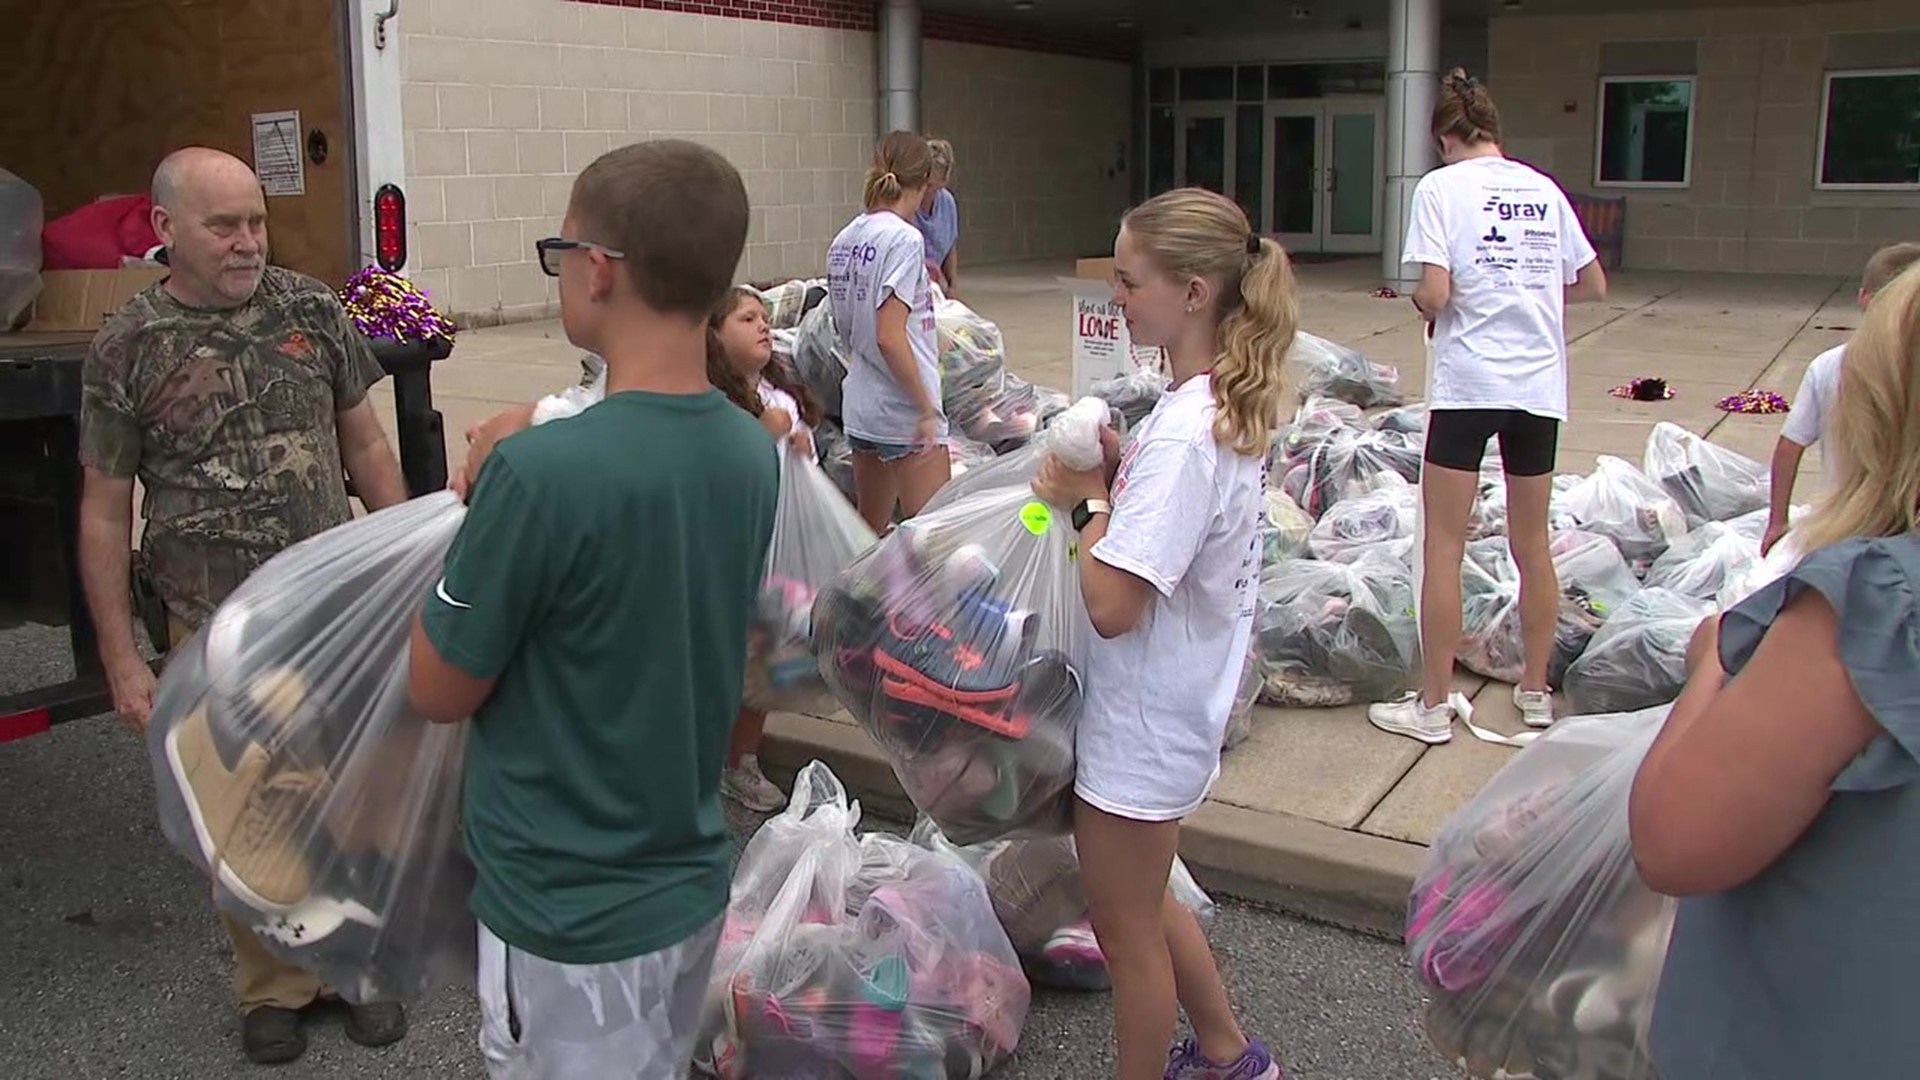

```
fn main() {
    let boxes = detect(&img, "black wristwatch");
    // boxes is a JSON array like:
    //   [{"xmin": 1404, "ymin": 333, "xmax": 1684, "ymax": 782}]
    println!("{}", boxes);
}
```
[{"xmin": 1072, "ymin": 498, "xmax": 1112, "ymax": 532}]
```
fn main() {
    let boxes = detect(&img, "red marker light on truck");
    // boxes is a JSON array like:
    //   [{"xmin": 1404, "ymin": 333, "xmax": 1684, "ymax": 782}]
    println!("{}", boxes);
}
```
[{"xmin": 374, "ymin": 184, "xmax": 407, "ymax": 271}]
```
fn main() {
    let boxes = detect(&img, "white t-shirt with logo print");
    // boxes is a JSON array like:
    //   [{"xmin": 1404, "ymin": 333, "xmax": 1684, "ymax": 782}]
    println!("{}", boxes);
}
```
[
  {"xmin": 1404, "ymin": 156, "xmax": 1597, "ymax": 422},
  {"xmin": 1074, "ymin": 374, "xmax": 1266, "ymax": 822},
  {"xmin": 826, "ymin": 210, "xmax": 947, "ymax": 446},
  {"xmin": 757, "ymin": 378, "xmax": 817, "ymax": 462}
]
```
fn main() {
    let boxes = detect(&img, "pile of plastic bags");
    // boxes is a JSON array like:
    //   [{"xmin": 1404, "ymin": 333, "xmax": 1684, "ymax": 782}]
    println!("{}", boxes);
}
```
[
  {"xmin": 1642, "ymin": 517, "xmax": 1763, "ymax": 607},
  {"xmin": 695, "ymin": 763, "xmax": 1029, "ymax": 1079},
  {"xmin": 1644, "ymin": 422, "xmax": 1769, "ymax": 527},
  {"xmin": 1409, "ymin": 706, "xmax": 1672, "ymax": 1080},
  {"xmin": 812, "ymin": 400, "xmax": 1109, "ymax": 845},
  {"xmin": 910, "ymin": 819, "xmax": 1216, "ymax": 992},
  {"xmin": 1251, "ymin": 551, "xmax": 1420, "ymax": 708},
  {"xmin": 1276, "ymin": 424, "xmax": 1424, "ymax": 518},
  {"xmin": 789, "ymin": 301, "xmax": 853, "ymax": 420},
  {"xmin": 1290, "ymin": 331, "xmax": 1405, "ymax": 408},
  {"xmin": 1260, "ymin": 489, "xmax": 1316, "ymax": 568},
  {"xmin": 1308, "ymin": 475, "xmax": 1419, "ymax": 564},
  {"xmin": 747, "ymin": 455, "xmax": 879, "ymax": 715},
  {"xmin": 149, "ymin": 494, "xmax": 475, "ymax": 1005},
  {"xmin": 1458, "ymin": 531, "xmax": 1643, "ymax": 687},
  {"xmin": 1550, "ymin": 457, "xmax": 1691, "ymax": 576}
]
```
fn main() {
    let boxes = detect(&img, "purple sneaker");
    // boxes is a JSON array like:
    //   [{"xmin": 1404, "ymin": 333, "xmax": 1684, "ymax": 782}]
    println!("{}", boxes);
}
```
[{"xmin": 1163, "ymin": 1036, "xmax": 1284, "ymax": 1080}]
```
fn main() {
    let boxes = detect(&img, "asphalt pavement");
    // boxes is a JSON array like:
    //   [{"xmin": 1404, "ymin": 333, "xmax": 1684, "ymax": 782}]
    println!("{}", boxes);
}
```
[{"xmin": 0, "ymin": 622, "xmax": 1458, "ymax": 1079}]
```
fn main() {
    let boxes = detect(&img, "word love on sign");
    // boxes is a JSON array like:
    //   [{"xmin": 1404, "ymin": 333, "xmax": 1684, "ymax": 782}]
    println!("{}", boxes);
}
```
[{"xmin": 1065, "ymin": 280, "xmax": 1164, "ymax": 396}]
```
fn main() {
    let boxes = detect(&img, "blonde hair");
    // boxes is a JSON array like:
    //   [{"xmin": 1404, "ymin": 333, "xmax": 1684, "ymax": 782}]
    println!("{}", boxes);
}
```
[
  {"xmin": 1798, "ymin": 261, "xmax": 1920, "ymax": 552},
  {"xmin": 1121, "ymin": 188, "xmax": 1298, "ymax": 456},
  {"xmin": 926, "ymin": 138, "xmax": 955, "ymax": 183},
  {"xmin": 863, "ymin": 131, "xmax": 934, "ymax": 210}
]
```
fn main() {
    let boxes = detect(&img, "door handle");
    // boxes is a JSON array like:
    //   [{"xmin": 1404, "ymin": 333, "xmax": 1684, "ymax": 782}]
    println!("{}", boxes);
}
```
[{"xmin": 1326, "ymin": 167, "xmax": 1338, "ymax": 194}]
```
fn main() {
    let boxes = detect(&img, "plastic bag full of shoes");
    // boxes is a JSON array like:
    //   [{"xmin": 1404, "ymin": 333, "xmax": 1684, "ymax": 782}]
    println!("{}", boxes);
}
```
[
  {"xmin": 1251, "ymin": 550, "xmax": 1421, "ymax": 708},
  {"xmin": 1457, "ymin": 530, "xmax": 1643, "ymax": 687},
  {"xmin": 745, "ymin": 454, "xmax": 879, "ymax": 716},
  {"xmin": 1642, "ymin": 421, "xmax": 1769, "ymax": 528},
  {"xmin": 810, "ymin": 399, "xmax": 1110, "ymax": 845},
  {"xmin": 1409, "ymin": 705, "xmax": 1673, "ymax": 1080},
  {"xmin": 1561, "ymin": 587, "xmax": 1714, "ymax": 715},
  {"xmin": 148, "ymin": 493, "xmax": 476, "ymax": 1005},
  {"xmin": 1551, "ymin": 456, "xmax": 1691, "ymax": 575},
  {"xmin": 909, "ymin": 817, "xmax": 1216, "ymax": 993},
  {"xmin": 694, "ymin": 763, "xmax": 1030, "ymax": 1080},
  {"xmin": 1288, "ymin": 331, "xmax": 1406, "ymax": 408}
]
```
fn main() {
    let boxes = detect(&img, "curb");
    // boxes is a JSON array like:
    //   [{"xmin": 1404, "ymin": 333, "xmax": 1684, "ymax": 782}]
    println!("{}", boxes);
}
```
[{"xmin": 760, "ymin": 712, "xmax": 1424, "ymax": 941}]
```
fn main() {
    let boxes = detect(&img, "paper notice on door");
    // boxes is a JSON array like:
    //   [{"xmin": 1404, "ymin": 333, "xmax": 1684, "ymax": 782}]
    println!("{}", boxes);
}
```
[
  {"xmin": 1064, "ymin": 277, "xmax": 1164, "ymax": 396},
  {"xmin": 251, "ymin": 110, "xmax": 305, "ymax": 197}
]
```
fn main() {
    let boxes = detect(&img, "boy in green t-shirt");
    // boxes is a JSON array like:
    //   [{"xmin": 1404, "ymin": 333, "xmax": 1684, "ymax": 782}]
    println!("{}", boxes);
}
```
[{"xmin": 406, "ymin": 140, "xmax": 778, "ymax": 1078}]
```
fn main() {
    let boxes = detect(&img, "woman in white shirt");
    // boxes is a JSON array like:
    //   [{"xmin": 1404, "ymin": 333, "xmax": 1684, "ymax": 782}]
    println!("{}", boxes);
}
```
[
  {"xmin": 1368, "ymin": 70, "xmax": 1609, "ymax": 744},
  {"xmin": 827, "ymin": 131, "xmax": 951, "ymax": 532},
  {"xmin": 1034, "ymin": 188, "xmax": 1292, "ymax": 1080}
]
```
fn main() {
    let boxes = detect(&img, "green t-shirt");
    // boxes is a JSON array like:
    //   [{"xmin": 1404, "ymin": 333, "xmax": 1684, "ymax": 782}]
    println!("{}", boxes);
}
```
[{"xmin": 422, "ymin": 389, "xmax": 777, "ymax": 964}]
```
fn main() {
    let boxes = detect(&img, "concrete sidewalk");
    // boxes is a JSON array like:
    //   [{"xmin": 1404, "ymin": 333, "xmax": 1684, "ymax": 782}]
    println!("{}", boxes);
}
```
[{"xmin": 381, "ymin": 257, "xmax": 1852, "ymax": 938}]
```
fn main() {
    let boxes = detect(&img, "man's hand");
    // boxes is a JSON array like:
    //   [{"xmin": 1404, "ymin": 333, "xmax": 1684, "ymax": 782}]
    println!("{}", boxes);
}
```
[
  {"xmin": 456, "ymin": 404, "xmax": 537, "ymax": 503},
  {"xmin": 107, "ymin": 655, "xmax": 157, "ymax": 731}
]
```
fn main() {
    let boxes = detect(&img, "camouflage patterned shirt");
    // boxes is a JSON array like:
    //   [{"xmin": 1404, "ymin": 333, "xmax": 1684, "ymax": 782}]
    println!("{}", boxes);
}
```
[{"xmin": 79, "ymin": 266, "xmax": 385, "ymax": 623}]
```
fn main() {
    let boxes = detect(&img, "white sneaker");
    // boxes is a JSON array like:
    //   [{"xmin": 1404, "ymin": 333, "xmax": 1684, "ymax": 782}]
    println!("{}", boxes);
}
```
[
  {"xmin": 1367, "ymin": 691, "xmax": 1466, "ymax": 744},
  {"xmin": 721, "ymin": 755, "xmax": 787, "ymax": 813},
  {"xmin": 1513, "ymin": 686, "xmax": 1555, "ymax": 728}
]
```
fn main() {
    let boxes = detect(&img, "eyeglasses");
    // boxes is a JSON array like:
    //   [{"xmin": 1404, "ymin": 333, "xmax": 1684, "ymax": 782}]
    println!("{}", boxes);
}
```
[{"xmin": 535, "ymin": 237, "xmax": 626, "ymax": 277}]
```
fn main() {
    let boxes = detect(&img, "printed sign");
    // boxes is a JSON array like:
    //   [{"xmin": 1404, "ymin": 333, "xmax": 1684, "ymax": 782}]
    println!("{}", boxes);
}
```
[
  {"xmin": 250, "ymin": 110, "xmax": 305, "ymax": 197},
  {"xmin": 1064, "ymin": 277, "xmax": 1164, "ymax": 397}
]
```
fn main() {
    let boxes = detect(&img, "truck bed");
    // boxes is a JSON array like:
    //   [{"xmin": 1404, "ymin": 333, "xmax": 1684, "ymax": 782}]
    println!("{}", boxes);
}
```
[{"xmin": 0, "ymin": 332, "xmax": 93, "ymax": 422}]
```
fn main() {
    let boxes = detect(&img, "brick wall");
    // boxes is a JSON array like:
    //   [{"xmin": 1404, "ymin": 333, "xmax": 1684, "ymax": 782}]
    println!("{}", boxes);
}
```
[
  {"xmin": 568, "ymin": 0, "xmax": 875, "ymax": 32},
  {"xmin": 923, "ymin": 40, "xmax": 1133, "ymax": 264},
  {"xmin": 402, "ymin": 0, "xmax": 873, "ymax": 323},
  {"xmin": 1490, "ymin": 0, "xmax": 1920, "ymax": 275}
]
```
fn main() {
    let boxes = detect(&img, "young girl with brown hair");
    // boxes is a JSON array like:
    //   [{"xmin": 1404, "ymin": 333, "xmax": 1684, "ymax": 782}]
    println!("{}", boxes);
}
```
[{"xmin": 1033, "ymin": 186, "xmax": 1297, "ymax": 1080}]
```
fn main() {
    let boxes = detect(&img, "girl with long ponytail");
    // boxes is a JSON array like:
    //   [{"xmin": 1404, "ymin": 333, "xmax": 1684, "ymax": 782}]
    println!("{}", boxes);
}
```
[{"xmin": 1033, "ymin": 187, "xmax": 1295, "ymax": 1080}]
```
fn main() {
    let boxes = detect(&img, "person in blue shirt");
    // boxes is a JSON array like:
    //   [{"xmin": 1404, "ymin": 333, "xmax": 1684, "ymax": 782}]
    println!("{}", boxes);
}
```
[{"xmin": 916, "ymin": 137, "xmax": 960, "ymax": 295}]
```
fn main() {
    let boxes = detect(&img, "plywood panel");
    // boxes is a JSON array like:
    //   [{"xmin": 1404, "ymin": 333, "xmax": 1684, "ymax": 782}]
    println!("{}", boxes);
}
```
[{"xmin": 0, "ymin": 0, "xmax": 354, "ymax": 285}]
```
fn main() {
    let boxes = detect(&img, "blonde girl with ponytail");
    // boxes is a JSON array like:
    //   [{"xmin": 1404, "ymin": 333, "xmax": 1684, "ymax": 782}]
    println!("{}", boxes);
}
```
[
  {"xmin": 826, "ymin": 131, "xmax": 951, "ymax": 532},
  {"xmin": 1032, "ymin": 187, "xmax": 1295, "ymax": 1080},
  {"xmin": 1629, "ymin": 263, "xmax": 1920, "ymax": 1079}
]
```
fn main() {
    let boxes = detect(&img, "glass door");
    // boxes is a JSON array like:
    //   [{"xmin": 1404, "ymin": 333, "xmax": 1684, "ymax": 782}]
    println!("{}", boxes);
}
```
[
  {"xmin": 1323, "ymin": 102, "xmax": 1384, "ymax": 253},
  {"xmin": 1264, "ymin": 104, "xmax": 1321, "ymax": 251},
  {"xmin": 1175, "ymin": 104, "xmax": 1235, "ymax": 196}
]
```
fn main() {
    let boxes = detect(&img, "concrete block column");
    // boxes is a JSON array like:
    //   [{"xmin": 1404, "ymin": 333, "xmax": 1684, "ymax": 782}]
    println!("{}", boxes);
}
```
[
  {"xmin": 1383, "ymin": 0, "xmax": 1439, "ymax": 286},
  {"xmin": 878, "ymin": 0, "xmax": 921, "ymax": 134}
]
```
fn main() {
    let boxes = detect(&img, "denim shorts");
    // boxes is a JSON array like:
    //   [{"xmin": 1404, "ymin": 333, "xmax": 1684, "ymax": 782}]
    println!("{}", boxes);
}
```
[{"xmin": 847, "ymin": 433, "xmax": 931, "ymax": 463}]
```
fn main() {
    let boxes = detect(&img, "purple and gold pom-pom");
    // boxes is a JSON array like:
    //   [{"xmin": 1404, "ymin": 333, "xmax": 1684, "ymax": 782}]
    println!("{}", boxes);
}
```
[
  {"xmin": 1609, "ymin": 377, "xmax": 1672, "ymax": 402},
  {"xmin": 339, "ymin": 267, "xmax": 456, "ymax": 344},
  {"xmin": 1716, "ymin": 389, "xmax": 1789, "ymax": 415}
]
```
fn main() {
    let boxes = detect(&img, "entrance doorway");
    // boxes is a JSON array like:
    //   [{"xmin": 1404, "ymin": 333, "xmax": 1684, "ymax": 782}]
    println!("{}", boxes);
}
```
[
  {"xmin": 1264, "ymin": 100, "xmax": 1383, "ymax": 254},
  {"xmin": 1175, "ymin": 103, "xmax": 1235, "ymax": 195}
]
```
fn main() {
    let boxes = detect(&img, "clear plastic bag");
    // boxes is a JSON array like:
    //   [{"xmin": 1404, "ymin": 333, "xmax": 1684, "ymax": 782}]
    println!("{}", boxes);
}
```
[
  {"xmin": 1458, "ymin": 531, "xmax": 1643, "ymax": 687},
  {"xmin": 792, "ymin": 301, "xmax": 852, "ymax": 420},
  {"xmin": 948, "ymin": 369, "xmax": 1066, "ymax": 453},
  {"xmin": 1260, "ymin": 489, "xmax": 1315, "ymax": 569},
  {"xmin": 811, "ymin": 401, "xmax": 1108, "ymax": 845},
  {"xmin": 1561, "ymin": 587, "xmax": 1712, "ymax": 715},
  {"xmin": 935, "ymin": 295, "xmax": 1007, "ymax": 396},
  {"xmin": 1272, "ymin": 396, "xmax": 1370, "ymax": 473},
  {"xmin": 814, "ymin": 419, "xmax": 859, "ymax": 503},
  {"xmin": 0, "ymin": 169, "xmax": 43, "ymax": 328},
  {"xmin": 1642, "ymin": 422, "xmax": 1769, "ymax": 527},
  {"xmin": 758, "ymin": 277, "xmax": 828, "ymax": 330},
  {"xmin": 1252, "ymin": 551, "xmax": 1420, "ymax": 708},
  {"xmin": 1224, "ymin": 648, "xmax": 1260, "ymax": 751},
  {"xmin": 1642, "ymin": 519, "xmax": 1762, "ymax": 606},
  {"xmin": 530, "ymin": 352, "xmax": 606, "ymax": 425},
  {"xmin": 1279, "ymin": 426, "xmax": 1425, "ymax": 518},
  {"xmin": 147, "ymin": 494, "xmax": 474, "ymax": 1005},
  {"xmin": 948, "ymin": 435, "xmax": 998, "ymax": 480},
  {"xmin": 696, "ymin": 763, "xmax": 1030, "ymax": 1079},
  {"xmin": 1408, "ymin": 705, "xmax": 1673, "ymax": 1080},
  {"xmin": 1307, "ymin": 474, "xmax": 1418, "ymax": 565},
  {"xmin": 1089, "ymin": 369, "xmax": 1172, "ymax": 434},
  {"xmin": 1373, "ymin": 402, "xmax": 1430, "ymax": 437},
  {"xmin": 908, "ymin": 818, "xmax": 1216, "ymax": 992},
  {"xmin": 1289, "ymin": 331, "xmax": 1405, "ymax": 408},
  {"xmin": 748, "ymin": 456, "xmax": 878, "ymax": 715},
  {"xmin": 1550, "ymin": 457, "xmax": 1691, "ymax": 575}
]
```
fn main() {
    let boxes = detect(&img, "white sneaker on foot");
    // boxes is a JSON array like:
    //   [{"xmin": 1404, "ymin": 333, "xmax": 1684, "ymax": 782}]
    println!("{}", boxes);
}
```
[
  {"xmin": 720, "ymin": 755, "xmax": 787, "ymax": 813},
  {"xmin": 1513, "ymin": 686, "xmax": 1555, "ymax": 728},
  {"xmin": 1367, "ymin": 691, "xmax": 1466, "ymax": 744}
]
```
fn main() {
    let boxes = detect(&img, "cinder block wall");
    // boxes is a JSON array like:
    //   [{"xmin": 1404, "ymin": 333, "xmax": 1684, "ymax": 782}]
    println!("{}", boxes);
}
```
[{"xmin": 1490, "ymin": 1, "xmax": 1920, "ymax": 274}]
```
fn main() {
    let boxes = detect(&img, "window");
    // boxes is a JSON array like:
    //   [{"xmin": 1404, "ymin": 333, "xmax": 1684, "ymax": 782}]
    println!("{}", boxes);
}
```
[
  {"xmin": 1595, "ymin": 76, "xmax": 1695, "ymax": 187},
  {"xmin": 1816, "ymin": 69, "xmax": 1920, "ymax": 190}
]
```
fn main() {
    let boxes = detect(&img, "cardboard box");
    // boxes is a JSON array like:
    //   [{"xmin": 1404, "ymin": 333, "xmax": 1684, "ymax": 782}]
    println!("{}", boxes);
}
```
[
  {"xmin": 25, "ymin": 268, "xmax": 168, "ymax": 332},
  {"xmin": 1064, "ymin": 264, "xmax": 1163, "ymax": 397},
  {"xmin": 1073, "ymin": 256, "xmax": 1116, "ymax": 283}
]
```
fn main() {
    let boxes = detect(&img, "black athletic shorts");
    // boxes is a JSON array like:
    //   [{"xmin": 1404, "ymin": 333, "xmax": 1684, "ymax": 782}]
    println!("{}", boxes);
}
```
[{"xmin": 1424, "ymin": 408, "xmax": 1560, "ymax": 477}]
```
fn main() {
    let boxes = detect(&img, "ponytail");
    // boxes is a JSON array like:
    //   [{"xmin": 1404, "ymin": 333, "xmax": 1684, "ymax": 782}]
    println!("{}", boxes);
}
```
[
  {"xmin": 863, "ymin": 130, "xmax": 935, "ymax": 211},
  {"xmin": 1214, "ymin": 238, "xmax": 1298, "ymax": 456},
  {"xmin": 1432, "ymin": 68, "xmax": 1502, "ymax": 147}
]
